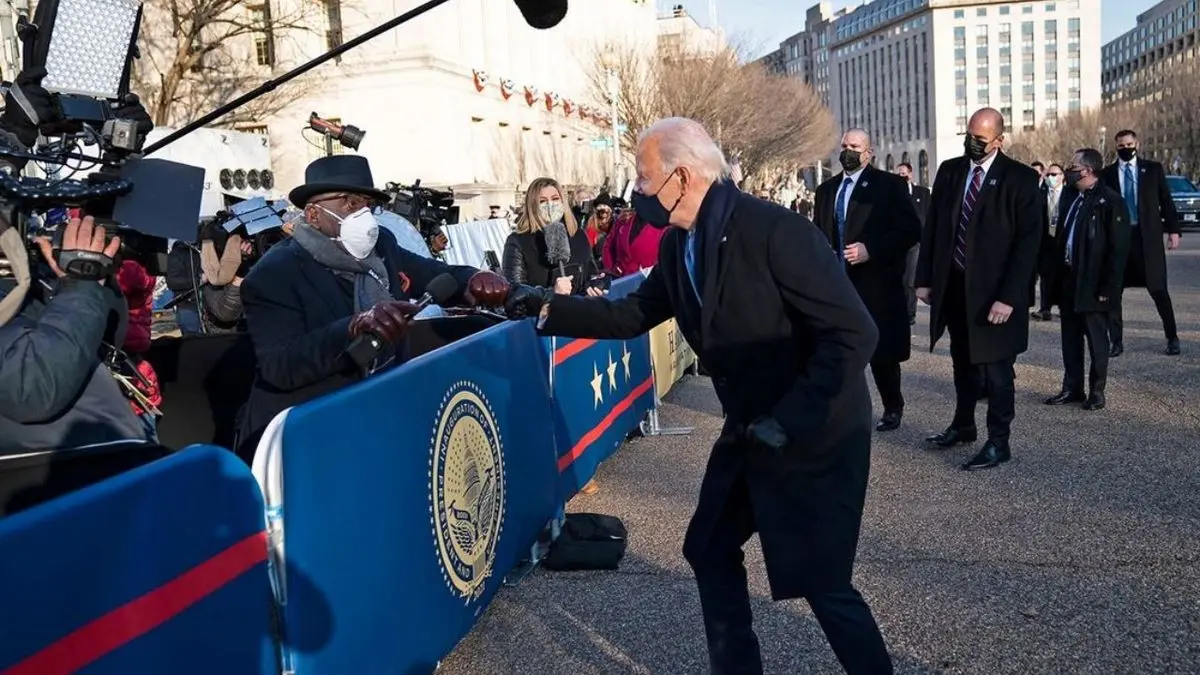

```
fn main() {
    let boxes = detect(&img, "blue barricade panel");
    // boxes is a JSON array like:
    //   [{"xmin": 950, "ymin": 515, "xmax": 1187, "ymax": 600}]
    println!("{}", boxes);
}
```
[
  {"xmin": 278, "ymin": 320, "xmax": 559, "ymax": 674},
  {"xmin": 545, "ymin": 273, "xmax": 656, "ymax": 501},
  {"xmin": 0, "ymin": 445, "xmax": 275, "ymax": 675}
]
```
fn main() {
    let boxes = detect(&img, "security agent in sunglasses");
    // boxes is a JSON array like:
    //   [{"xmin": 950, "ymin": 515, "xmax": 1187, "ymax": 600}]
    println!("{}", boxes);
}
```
[
  {"xmin": 0, "ymin": 68, "xmax": 160, "ymax": 454},
  {"xmin": 234, "ymin": 155, "xmax": 511, "ymax": 459}
]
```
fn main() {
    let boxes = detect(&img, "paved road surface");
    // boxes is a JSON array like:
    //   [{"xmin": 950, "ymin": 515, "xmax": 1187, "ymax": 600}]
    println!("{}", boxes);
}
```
[{"xmin": 442, "ymin": 236, "xmax": 1200, "ymax": 674}]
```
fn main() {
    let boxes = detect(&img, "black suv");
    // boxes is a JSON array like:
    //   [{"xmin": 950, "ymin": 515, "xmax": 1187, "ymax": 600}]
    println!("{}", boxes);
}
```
[{"xmin": 1167, "ymin": 175, "xmax": 1200, "ymax": 229}]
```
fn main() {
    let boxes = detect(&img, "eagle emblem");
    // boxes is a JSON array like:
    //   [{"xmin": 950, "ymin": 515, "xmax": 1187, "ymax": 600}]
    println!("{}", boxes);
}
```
[{"xmin": 430, "ymin": 382, "xmax": 506, "ymax": 603}]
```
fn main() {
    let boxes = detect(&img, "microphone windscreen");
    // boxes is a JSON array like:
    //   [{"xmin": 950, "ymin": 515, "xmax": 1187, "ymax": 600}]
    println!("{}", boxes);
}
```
[
  {"xmin": 512, "ymin": 0, "xmax": 567, "ymax": 29},
  {"xmin": 543, "ymin": 221, "xmax": 571, "ymax": 265},
  {"xmin": 425, "ymin": 272, "xmax": 460, "ymax": 304}
]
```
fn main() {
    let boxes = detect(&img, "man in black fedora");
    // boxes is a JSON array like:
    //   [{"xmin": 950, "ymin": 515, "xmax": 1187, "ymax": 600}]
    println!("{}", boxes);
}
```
[{"xmin": 234, "ymin": 155, "xmax": 511, "ymax": 461}]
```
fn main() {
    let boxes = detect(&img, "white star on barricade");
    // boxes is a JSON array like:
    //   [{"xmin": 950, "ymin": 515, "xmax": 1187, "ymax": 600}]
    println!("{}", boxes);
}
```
[
  {"xmin": 591, "ymin": 362, "xmax": 605, "ymax": 408},
  {"xmin": 606, "ymin": 351, "xmax": 618, "ymax": 392},
  {"xmin": 621, "ymin": 341, "xmax": 632, "ymax": 381}
]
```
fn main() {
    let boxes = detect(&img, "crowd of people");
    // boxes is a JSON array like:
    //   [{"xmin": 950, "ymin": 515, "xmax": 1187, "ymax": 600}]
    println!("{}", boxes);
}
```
[{"xmin": 0, "ymin": 54, "xmax": 1187, "ymax": 673}]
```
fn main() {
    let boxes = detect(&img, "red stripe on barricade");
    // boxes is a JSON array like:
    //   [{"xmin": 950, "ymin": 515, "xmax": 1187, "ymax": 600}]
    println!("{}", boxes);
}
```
[
  {"xmin": 552, "ymin": 339, "xmax": 598, "ymax": 366},
  {"xmin": 5, "ymin": 531, "xmax": 269, "ymax": 675},
  {"xmin": 558, "ymin": 376, "xmax": 655, "ymax": 472}
]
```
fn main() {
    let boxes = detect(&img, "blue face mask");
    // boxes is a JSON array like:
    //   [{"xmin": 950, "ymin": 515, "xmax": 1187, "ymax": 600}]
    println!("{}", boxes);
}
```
[{"xmin": 631, "ymin": 170, "xmax": 683, "ymax": 229}]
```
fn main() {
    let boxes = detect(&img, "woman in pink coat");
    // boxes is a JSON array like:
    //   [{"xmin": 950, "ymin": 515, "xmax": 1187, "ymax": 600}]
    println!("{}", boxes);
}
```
[{"xmin": 601, "ymin": 210, "xmax": 664, "ymax": 277}]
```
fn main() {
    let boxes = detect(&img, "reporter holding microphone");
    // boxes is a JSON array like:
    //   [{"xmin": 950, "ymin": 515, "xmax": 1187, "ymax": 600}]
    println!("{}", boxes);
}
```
[
  {"xmin": 501, "ymin": 177, "xmax": 607, "ymax": 298},
  {"xmin": 235, "ymin": 156, "xmax": 510, "ymax": 462}
]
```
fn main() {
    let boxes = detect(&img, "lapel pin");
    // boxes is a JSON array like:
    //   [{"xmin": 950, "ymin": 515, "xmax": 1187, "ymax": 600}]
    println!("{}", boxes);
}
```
[
  {"xmin": 721, "ymin": 235, "xmax": 728, "ymax": 243},
  {"xmin": 861, "ymin": 181, "xmax": 869, "ymax": 187},
  {"xmin": 989, "ymin": 178, "xmax": 997, "ymax": 186}
]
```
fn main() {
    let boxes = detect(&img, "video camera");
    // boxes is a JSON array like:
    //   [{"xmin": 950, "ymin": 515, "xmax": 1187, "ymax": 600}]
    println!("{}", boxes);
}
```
[{"xmin": 382, "ymin": 179, "xmax": 459, "ymax": 245}]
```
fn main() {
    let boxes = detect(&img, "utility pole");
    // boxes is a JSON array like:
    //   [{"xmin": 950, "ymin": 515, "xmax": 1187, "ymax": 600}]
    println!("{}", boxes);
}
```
[{"xmin": 607, "ymin": 68, "xmax": 621, "ymax": 192}]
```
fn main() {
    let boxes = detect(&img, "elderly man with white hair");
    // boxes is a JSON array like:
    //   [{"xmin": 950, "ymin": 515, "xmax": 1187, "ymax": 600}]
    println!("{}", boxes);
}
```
[{"xmin": 504, "ymin": 118, "xmax": 892, "ymax": 673}]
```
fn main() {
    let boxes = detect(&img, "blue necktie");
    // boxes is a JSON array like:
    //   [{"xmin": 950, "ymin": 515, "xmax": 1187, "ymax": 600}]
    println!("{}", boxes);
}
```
[
  {"xmin": 1123, "ymin": 164, "xmax": 1138, "ymax": 226},
  {"xmin": 834, "ymin": 177, "xmax": 853, "ymax": 260},
  {"xmin": 685, "ymin": 230, "xmax": 701, "ymax": 305}
]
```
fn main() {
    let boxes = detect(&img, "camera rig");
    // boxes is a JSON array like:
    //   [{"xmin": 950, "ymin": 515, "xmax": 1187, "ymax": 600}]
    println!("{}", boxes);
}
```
[{"xmin": 381, "ymin": 179, "xmax": 459, "ymax": 243}]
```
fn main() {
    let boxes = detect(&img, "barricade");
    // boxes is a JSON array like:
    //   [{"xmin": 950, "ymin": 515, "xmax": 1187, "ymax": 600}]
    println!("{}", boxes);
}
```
[{"xmin": 0, "ymin": 445, "xmax": 275, "ymax": 675}]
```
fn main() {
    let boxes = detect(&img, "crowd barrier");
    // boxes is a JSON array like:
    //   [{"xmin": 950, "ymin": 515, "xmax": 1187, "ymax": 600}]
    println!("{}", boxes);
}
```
[
  {"xmin": 0, "ymin": 446, "xmax": 275, "ymax": 674},
  {"xmin": 0, "ymin": 271, "xmax": 696, "ymax": 674}
]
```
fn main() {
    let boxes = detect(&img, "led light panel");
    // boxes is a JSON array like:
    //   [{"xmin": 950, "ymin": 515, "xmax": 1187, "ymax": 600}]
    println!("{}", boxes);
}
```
[
  {"xmin": 42, "ymin": 0, "xmax": 141, "ymax": 99},
  {"xmin": 224, "ymin": 196, "xmax": 284, "ymax": 235}
]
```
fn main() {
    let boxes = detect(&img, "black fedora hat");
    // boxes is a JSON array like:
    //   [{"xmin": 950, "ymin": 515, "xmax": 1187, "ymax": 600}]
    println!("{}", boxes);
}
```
[{"xmin": 288, "ymin": 155, "xmax": 391, "ymax": 208}]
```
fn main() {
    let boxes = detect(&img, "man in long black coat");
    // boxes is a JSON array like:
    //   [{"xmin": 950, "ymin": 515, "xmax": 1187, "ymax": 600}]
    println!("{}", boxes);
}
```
[
  {"xmin": 914, "ymin": 108, "xmax": 1042, "ymax": 471},
  {"xmin": 1044, "ymin": 148, "xmax": 1130, "ymax": 412},
  {"xmin": 505, "ymin": 118, "xmax": 892, "ymax": 674},
  {"xmin": 815, "ymin": 129, "xmax": 921, "ymax": 432},
  {"xmin": 1100, "ymin": 129, "xmax": 1182, "ymax": 356},
  {"xmin": 897, "ymin": 162, "xmax": 931, "ymax": 326}
]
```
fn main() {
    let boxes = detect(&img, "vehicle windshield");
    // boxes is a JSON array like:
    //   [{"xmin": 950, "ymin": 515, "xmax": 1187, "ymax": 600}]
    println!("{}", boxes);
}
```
[{"xmin": 1166, "ymin": 176, "xmax": 1198, "ymax": 193}]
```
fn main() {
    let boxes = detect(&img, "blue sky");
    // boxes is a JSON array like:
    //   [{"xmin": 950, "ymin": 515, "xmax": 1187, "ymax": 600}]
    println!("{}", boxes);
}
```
[{"xmin": 696, "ymin": 0, "xmax": 1160, "ymax": 57}]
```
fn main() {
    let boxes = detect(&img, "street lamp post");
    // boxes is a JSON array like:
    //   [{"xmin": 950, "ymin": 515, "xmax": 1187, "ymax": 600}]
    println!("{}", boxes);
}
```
[
  {"xmin": 1100, "ymin": 125, "xmax": 1107, "ymax": 158},
  {"xmin": 600, "ymin": 50, "xmax": 622, "ymax": 193}
]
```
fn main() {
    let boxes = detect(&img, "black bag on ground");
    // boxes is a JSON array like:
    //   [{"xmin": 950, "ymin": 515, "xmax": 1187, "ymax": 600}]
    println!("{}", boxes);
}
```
[{"xmin": 542, "ymin": 513, "xmax": 627, "ymax": 571}]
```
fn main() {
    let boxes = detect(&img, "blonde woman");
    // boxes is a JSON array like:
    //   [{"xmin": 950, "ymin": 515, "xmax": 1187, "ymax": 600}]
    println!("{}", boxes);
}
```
[{"xmin": 501, "ymin": 177, "xmax": 601, "ymax": 296}]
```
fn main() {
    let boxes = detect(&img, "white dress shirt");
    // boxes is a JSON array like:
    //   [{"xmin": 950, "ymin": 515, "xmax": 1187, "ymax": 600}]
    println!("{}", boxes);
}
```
[
  {"xmin": 962, "ymin": 150, "xmax": 999, "ymax": 202},
  {"xmin": 1047, "ymin": 187, "xmax": 1062, "ymax": 234},
  {"xmin": 839, "ymin": 166, "xmax": 867, "ymax": 217},
  {"xmin": 1117, "ymin": 157, "xmax": 1138, "ymax": 196}
]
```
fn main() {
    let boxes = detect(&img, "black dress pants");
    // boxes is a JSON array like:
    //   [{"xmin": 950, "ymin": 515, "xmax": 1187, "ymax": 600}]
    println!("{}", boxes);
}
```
[
  {"xmin": 870, "ymin": 362, "xmax": 904, "ymax": 414},
  {"xmin": 686, "ymin": 474, "xmax": 893, "ymax": 675},
  {"xmin": 1059, "ymin": 282, "xmax": 1110, "ymax": 395},
  {"xmin": 944, "ymin": 271, "xmax": 1017, "ymax": 444},
  {"xmin": 1108, "ymin": 234, "xmax": 1178, "ymax": 344},
  {"xmin": 1036, "ymin": 236, "xmax": 1057, "ymax": 312}
]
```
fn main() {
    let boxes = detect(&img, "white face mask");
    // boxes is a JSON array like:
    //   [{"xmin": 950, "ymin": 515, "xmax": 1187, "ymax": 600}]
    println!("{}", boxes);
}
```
[
  {"xmin": 539, "ymin": 201, "xmax": 565, "ymax": 224},
  {"xmin": 319, "ymin": 205, "xmax": 380, "ymax": 259}
]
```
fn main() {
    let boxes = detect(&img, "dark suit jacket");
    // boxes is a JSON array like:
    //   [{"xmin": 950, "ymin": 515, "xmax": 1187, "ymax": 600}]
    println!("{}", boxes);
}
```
[
  {"xmin": 814, "ymin": 166, "xmax": 921, "ymax": 364},
  {"xmin": 908, "ymin": 184, "xmax": 931, "ymax": 227},
  {"xmin": 538, "ymin": 186, "xmax": 879, "ymax": 600},
  {"xmin": 1100, "ymin": 158, "xmax": 1179, "ymax": 290},
  {"xmin": 236, "ymin": 228, "xmax": 477, "ymax": 454},
  {"xmin": 915, "ymin": 152, "xmax": 1042, "ymax": 364},
  {"xmin": 1049, "ymin": 183, "xmax": 1131, "ymax": 313}
]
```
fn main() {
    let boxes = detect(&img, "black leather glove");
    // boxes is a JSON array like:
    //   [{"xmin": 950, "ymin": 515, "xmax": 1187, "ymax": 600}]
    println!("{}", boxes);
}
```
[
  {"xmin": 746, "ymin": 416, "xmax": 789, "ymax": 454},
  {"xmin": 504, "ymin": 283, "xmax": 552, "ymax": 320},
  {"xmin": 348, "ymin": 300, "xmax": 420, "ymax": 344},
  {"xmin": 2, "ymin": 66, "xmax": 58, "ymax": 147},
  {"xmin": 111, "ymin": 93, "xmax": 154, "ymax": 136}
]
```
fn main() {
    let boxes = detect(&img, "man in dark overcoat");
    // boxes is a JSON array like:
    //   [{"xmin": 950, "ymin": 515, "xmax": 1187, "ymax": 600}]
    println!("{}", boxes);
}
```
[
  {"xmin": 897, "ymin": 162, "xmax": 930, "ymax": 326},
  {"xmin": 815, "ymin": 129, "xmax": 921, "ymax": 432},
  {"xmin": 914, "ymin": 108, "xmax": 1042, "ymax": 471},
  {"xmin": 1100, "ymin": 129, "xmax": 1182, "ymax": 356},
  {"xmin": 1044, "ymin": 148, "xmax": 1130, "ymax": 411},
  {"xmin": 505, "ymin": 118, "xmax": 893, "ymax": 674}
]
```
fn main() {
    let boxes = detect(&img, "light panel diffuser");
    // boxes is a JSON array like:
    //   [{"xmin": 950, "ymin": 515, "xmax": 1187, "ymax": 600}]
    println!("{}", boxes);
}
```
[{"xmin": 42, "ymin": 0, "xmax": 141, "ymax": 99}]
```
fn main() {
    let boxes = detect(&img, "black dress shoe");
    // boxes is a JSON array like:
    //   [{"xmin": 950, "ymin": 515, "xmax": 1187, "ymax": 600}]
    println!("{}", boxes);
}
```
[
  {"xmin": 1031, "ymin": 310, "xmax": 1052, "ymax": 321},
  {"xmin": 925, "ymin": 426, "xmax": 977, "ymax": 447},
  {"xmin": 1043, "ymin": 390, "xmax": 1085, "ymax": 405},
  {"xmin": 962, "ymin": 440, "xmax": 1011, "ymax": 471},
  {"xmin": 1109, "ymin": 343, "xmax": 1124, "ymax": 358},
  {"xmin": 876, "ymin": 410, "xmax": 902, "ymax": 432},
  {"xmin": 1166, "ymin": 339, "xmax": 1181, "ymax": 355},
  {"xmin": 1083, "ymin": 392, "xmax": 1106, "ymax": 411}
]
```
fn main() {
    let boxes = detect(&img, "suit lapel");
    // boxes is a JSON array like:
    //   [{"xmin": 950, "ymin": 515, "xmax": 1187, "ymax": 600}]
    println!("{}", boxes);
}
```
[
  {"xmin": 1137, "ymin": 162, "xmax": 1151, "ymax": 222},
  {"xmin": 949, "ymin": 159, "xmax": 969, "ymax": 231},
  {"xmin": 700, "ymin": 203, "xmax": 734, "ymax": 335},
  {"xmin": 844, "ymin": 167, "xmax": 872, "ymax": 243},
  {"xmin": 968, "ymin": 153, "xmax": 1007, "ymax": 228}
]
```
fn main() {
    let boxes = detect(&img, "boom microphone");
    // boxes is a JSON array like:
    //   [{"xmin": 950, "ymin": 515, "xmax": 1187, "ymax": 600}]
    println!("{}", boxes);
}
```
[
  {"xmin": 512, "ymin": 0, "xmax": 568, "ymax": 28},
  {"xmin": 344, "ymin": 272, "xmax": 461, "ymax": 370}
]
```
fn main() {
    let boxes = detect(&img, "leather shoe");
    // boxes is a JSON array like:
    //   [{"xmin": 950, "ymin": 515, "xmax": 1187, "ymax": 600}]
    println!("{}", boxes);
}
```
[
  {"xmin": 1109, "ymin": 342, "xmax": 1124, "ymax": 358},
  {"xmin": 875, "ymin": 410, "xmax": 902, "ymax": 432},
  {"xmin": 1083, "ymin": 392, "xmax": 1106, "ymax": 411},
  {"xmin": 1031, "ymin": 310, "xmax": 1051, "ymax": 321},
  {"xmin": 1165, "ymin": 338, "xmax": 1181, "ymax": 355},
  {"xmin": 925, "ymin": 426, "xmax": 977, "ymax": 447},
  {"xmin": 962, "ymin": 440, "xmax": 1011, "ymax": 471},
  {"xmin": 1043, "ymin": 390, "xmax": 1085, "ymax": 405}
]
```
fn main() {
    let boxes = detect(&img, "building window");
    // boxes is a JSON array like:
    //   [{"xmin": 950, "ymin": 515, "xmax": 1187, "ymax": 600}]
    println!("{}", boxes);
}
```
[
  {"xmin": 249, "ymin": 4, "xmax": 275, "ymax": 67},
  {"xmin": 1068, "ymin": 17, "xmax": 1080, "ymax": 38},
  {"xmin": 1023, "ymin": 5, "xmax": 1033, "ymax": 13},
  {"xmin": 977, "ymin": 7, "xmax": 987, "ymax": 16},
  {"xmin": 1000, "ymin": 6, "xmax": 1011, "ymax": 15},
  {"xmin": 886, "ymin": 154, "xmax": 895, "ymax": 171},
  {"xmin": 324, "ymin": 0, "xmax": 344, "ymax": 52},
  {"xmin": 978, "ymin": 88, "xmax": 991, "ymax": 104},
  {"xmin": 1045, "ymin": 2, "xmax": 1056, "ymax": 10},
  {"xmin": 918, "ymin": 150, "xmax": 929, "ymax": 185},
  {"xmin": 954, "ymin": 9, "xmax": 965, "ymax": 18},
  {"xmin": 955, "ymin": 26, "xmax": 966, "ymax": 41},
  {"xmin": 1045, "ymin": 19, "xmax": 1057, "ymax": 34}
]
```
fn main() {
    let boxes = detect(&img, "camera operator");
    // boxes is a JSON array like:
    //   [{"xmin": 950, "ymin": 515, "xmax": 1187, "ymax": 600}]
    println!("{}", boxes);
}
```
[
  {"xmin": 0, "ymin": 66, "xmax": 157, "ymax": 453},
  {"xmin": 235, "ymin": 155, "xmax": 511, "ymax": 460},
  {"xmin": 165, "ymin": 218, "xmax": 252, "ymax": 334}
]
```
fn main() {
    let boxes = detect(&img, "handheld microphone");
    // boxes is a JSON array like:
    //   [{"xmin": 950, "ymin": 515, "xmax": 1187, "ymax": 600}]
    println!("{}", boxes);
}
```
[
  {"xmin": 344, "ymin": 272, "xmax": 460, "ymax": 370},
  {"xmin": 543, "ymin": 220, "xmax": 571, "ymax": 281},
  {"xmin": 512, "ymin": 0, "xmax": 568, "ymax": 29}
]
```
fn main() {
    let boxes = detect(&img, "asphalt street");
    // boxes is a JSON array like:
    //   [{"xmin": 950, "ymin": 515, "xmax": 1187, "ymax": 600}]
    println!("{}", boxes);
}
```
[{"xmin": 442, "ymin": 236, "xmax": 1200, "ymax": 675}]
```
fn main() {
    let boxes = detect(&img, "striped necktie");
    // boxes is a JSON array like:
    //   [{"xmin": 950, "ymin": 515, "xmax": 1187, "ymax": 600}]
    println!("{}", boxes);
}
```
[{"xmin": 953, "ymin": 166, "xmax": 984, "ymax": 271}]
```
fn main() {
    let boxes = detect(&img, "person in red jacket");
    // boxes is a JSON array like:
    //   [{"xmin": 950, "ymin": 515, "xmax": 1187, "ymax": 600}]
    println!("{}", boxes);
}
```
[
  {"xmin": 602, "ymin": 209, "xmax": 665, "ymax": 277},
  {"xmin": 115, "ymin": 249, "xmax": 163, "ymax": 434}
]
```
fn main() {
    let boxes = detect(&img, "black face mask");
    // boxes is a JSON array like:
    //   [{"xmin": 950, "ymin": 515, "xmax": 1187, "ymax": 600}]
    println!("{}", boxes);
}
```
[
  {"xmin": 964, "ymin": 136, "xmax": 990, "ymax": 162},
  {"xmin": 1116, "ymin": 147, "xmax": 1136, "ymax": 162},
  {"xmin": 839, "ymin": 149, "xmax": 863, "ymax": 173},
  {"xmin": 631, "ymin": 171, "xmax": 683, "ymax": 230},
  {"xmin": 1065, "ymin": 169, "xmax": 1084, "ymax": 186}
]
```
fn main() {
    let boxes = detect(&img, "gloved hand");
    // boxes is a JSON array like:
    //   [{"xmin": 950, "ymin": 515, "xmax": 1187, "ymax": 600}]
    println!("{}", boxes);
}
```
[
  {"xmin": 464, "ymin": 270, "xmax": 510, "ymax": 307},
  {"xmin": 746, "ymin": 416, "xmax": 789, "ymax": 454},
  {"xmin": 504, "ymin": 283, "xmax": 552, "ymax": 319},
  {"xmin": 111, "ymin": 93, "xmax": 154, "ymax": 136},
  {"xmin": 348, "ymin": 300, "xmax": 421, "ymax": 344},
  {"xmin": 2, "ymin": 66, "xmax": 58, "ymax": 148}
]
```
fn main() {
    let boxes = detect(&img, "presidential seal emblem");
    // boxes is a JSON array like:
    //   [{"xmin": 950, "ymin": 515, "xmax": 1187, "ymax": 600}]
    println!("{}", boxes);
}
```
[{"xmin": 429, "ymin": 381, "xmax": 506, "ymax": 603}]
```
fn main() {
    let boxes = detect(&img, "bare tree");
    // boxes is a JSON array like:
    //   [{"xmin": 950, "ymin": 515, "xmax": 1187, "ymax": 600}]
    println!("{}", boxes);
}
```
[
  {"xmin": 1006, "ymin": 103, "xmax": 1147, "ymax": 166},
  {"xmin": 134, "ymin": 0, "xmax": 324, "ymax": 127},
  {"xmin": 1145, "ymin": 59, "xmax": 1200, "ymax": 177},
  {"xmin": 584, "ymin": 41, "xmax": 836, "ymax": 181}
]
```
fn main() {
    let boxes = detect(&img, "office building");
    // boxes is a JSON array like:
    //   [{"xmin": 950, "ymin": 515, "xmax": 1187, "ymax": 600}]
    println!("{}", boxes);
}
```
[
  {"xmin": 767, "ymin": 0, "xmax": 1102, "ymax": 183},
  {"xmin": 1102, "ymin": 0, "xmax": 1199, "ymax": 104}
]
